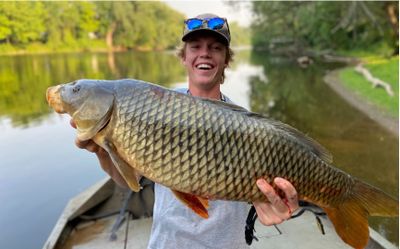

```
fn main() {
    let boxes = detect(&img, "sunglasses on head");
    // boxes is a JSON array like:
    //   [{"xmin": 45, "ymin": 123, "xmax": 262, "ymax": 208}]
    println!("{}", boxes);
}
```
[{"xmin": 185, "ymin": 17, "xmax": 226, "ymax": 31}]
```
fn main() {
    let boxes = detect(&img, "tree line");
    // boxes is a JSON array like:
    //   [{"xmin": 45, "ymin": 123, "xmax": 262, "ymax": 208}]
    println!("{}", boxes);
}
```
[
  {"xmin": 0, "ymin": 1, "xmax": 250, "ymax": 54},
  {"xmin": 0, "ymin": 1, "xmax": 185, "ymax": 52},
  {"xmin": 250, "ymin": 1, "xmax": 399, "ymax": 55}
]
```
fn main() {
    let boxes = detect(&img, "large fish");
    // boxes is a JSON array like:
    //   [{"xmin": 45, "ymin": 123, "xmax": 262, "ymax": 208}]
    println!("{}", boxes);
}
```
[{"xmin": 46, "ymin": 79, "xmax": 398, "ymax": 249}]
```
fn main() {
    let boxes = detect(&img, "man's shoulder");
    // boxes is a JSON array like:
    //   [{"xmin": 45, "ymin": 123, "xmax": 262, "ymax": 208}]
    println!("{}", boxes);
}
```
[
  {"xmin": 173, "ymin": 87, "xmax": 188, "ymax": 94},
  {"xmin": 172, "ymin": 86, "xmax": 234, "ymax": 105}
]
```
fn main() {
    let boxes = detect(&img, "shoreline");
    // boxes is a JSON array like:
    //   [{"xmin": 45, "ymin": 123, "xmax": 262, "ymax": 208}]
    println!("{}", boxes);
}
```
[
  {"xmin": 0, "ymin": 45, "xmax": 253, "ymax": 57},
  {"xmin": 323, "ymin": 68, "xmax": 398, "ymax": 136}
]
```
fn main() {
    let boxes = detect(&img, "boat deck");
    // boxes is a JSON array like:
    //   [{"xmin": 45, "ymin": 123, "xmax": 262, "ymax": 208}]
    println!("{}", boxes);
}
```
[
  {"xmin": 55, "ymin": 213, "xmax": 347, "ymax": 249},
  {"xmin": 44, "ymin": 177, "xmax": 398, "ymax": 249}
]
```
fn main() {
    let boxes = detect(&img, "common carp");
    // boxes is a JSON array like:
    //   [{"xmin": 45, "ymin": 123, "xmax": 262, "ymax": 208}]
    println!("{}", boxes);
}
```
[{"xmin": 46, "ymin": 79, "xmax": 398, "ymax": 249}]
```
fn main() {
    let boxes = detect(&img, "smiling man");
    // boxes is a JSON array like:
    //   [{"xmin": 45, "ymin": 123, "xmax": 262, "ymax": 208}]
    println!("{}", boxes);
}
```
[
  {"xmin": 147, "ymin": 13, "xmax": 299, "ymax": 249},
  {"xmin": 178, "ymin": 14, "xmax": 233, "ymax": 100},
  {"xmin": 72, "ymin": 13, "xmax": 299, "ymax": 249}
]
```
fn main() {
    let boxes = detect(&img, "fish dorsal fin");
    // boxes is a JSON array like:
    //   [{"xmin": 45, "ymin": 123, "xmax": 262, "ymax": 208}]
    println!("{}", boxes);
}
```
[
  {"xmin": 198, "ymin": 97, "xmax": 249, "ymax": 112},
  {"xmin": 199, "ymin": 97, "xmax": 333, "ymax": 163},
  {"xmin": 171, "ymin": 190, "xmax": 209, "ymax": 218},
  {"xmin": 261, "ymin": 117, "xmax": 333, "ymax": 163}
]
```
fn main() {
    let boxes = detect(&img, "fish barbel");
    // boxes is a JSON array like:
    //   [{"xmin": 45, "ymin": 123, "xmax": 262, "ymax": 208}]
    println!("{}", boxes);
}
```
[{"xmin": 46, "ymin": 79, "xmax": 398, "ymax": 249}]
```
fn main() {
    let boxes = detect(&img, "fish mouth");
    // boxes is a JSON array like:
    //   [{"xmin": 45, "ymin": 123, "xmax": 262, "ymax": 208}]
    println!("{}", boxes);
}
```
[{"xmin": 46, "ymin": 85, "xmax": 66, "ymax": 114}]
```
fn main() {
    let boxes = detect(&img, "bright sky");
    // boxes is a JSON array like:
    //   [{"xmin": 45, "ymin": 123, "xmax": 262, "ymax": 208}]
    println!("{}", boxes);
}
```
[{"xmin": 163, "ymin": 0, "xmax": 253, "ymax": 27}]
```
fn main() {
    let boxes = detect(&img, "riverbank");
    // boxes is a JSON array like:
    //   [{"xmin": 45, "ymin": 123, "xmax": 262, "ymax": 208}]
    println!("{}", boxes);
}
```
[
  {"xmin": 324, "ymin": 68, "xmax": 398, "ymax": 136},
  {"xmin": 0, "ymin": 42, "xmax": 150, "ymax": 56},
  {"xmin": 0, "ymin": 43, "xmax": 252, "ymax": 57}
]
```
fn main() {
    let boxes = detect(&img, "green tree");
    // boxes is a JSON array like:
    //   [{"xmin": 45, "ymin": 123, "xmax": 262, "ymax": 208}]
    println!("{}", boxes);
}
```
[
  {"xmin": 140, "ymin": 2, "xmax": 182, "ymax": 50},
  {"xmin": 95, "ymin": 2, "xmax": 136, "ymax": 49},
  {"xmin": 43, "ymin": 2, "xmax": 81, "ymax": 47},
  {"xmin": 0, "ymin": 2, "xmax": 45, "ymax": 44},
  {"xmin": 0, "ymin": 1, "xmax": 185, "ymax": 52},
  {"xmin": 43, "ymin": 2, "xmax": 98, "ymax": 49},
  {"xmin": 95, "ymin": 2, "xmax": 183, "ymax": 50},
  {"xmin": 0, "ymin": 10, "xmax": 12, "ymax": 42},
  {"xmin": 251, "ymin": 1, "xmax": 399, "ymax": 54},
  {"xmin": 229, "ymin": 21, "xmax": 251, "ymax": 46},
  {"xmin": 76, "ymin": 2, "xmax": 99, "ymax": 39}
]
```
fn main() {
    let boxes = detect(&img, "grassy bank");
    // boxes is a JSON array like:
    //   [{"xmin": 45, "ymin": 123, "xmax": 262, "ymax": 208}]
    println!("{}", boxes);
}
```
[{"xmin": 338, "ymin": 55, "xmax": 399, "ymax": 118}]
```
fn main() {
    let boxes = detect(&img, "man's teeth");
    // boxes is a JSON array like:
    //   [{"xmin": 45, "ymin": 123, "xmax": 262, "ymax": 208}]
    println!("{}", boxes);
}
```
[{"xmin": 196, "ymin": 64, "xmax": 212, "ymax": 69}]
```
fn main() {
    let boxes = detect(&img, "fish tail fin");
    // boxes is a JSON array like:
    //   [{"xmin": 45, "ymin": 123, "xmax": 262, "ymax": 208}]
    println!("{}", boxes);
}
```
[
  {"xmin": 351, "ymin": 180, "xmax": 398, "ymax": 217},
  {"xmin": 323, "ymin": 180, "xmax": 398, "ymax": 249}
]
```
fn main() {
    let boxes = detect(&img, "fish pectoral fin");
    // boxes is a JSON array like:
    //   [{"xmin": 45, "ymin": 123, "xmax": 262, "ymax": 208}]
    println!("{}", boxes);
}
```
[
  {"xmin": 198, "ymin": 196, "xmax": 209, "ymax": 209},
  {"xmin": 102, "ymin": 141, "xmax": 141, "ymax": 192},
  {"xmin": 172, "ymin": 190, "xmax": 209, "ymax": 218}
]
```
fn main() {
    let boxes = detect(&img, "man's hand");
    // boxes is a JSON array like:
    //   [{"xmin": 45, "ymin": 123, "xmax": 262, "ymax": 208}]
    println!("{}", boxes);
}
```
[
  {"xmin": 253, "ymin": 177, "xmax": 299, "ymax": 225},
  {"xmin": 70, "ymin": 119, "xmax": 128, "ymax": 188}
]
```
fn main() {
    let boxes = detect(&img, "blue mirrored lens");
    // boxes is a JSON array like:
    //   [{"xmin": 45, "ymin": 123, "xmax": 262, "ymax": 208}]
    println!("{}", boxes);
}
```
[
  {"xmin": 186, "ymin": 19, "xmax": 203, "ymax": 30},
  {"xmin": 208, "ymin": 18, "xmax": 224, "ymax": 29}
]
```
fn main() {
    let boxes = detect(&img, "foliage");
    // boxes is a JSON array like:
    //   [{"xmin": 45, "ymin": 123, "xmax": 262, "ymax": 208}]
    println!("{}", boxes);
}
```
[
  {"xmin": 43, "ymin": 2, "xmax": 99, "ymax": 49},
  {"xmin": 0, "ymin": 2, "xmax": 46, "ymax": 44},
  {"xmin": 251, "ymin": 1, "xmax": 399, "ymax": 54},
  {"xmin": 0, "ymin": 51, "xmax": 186, "ymax": 126},
  {"xmin": 337, "ymin": 42, "xmax": 394, "ymax": 58},
  {"xmin": 229, "ymin": 21, "xmax": 251, "ymax": 46},
  {"xmin": 0, "ymin": 1, "xmax": 186, "ymax": 53},
  {"xmin": 0, "ymin": 1, "xmax": 251, "ymax": 54}
]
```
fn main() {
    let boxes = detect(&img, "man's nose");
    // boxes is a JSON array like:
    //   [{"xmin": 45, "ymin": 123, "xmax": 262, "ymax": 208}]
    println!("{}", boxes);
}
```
[{"xmin": 199, "ymin": 47, "xmax": 211, "ymax": 57}]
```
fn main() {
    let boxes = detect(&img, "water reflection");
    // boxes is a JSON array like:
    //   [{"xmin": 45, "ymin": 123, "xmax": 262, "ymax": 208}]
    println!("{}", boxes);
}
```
[
  {"xmin": 222, "ymin": 63, "xmax": 265, "ymax": 110},
  {"xmin": 0, "ymin": 51, "xmax": 186, "ymax": 127},
  {"xmin": 0, "ymin": 50, "xmax": 397, "ymax": 249},
  {"xmin": 248, "ymin": 52, "xmax": 398, "ymax": 244}
]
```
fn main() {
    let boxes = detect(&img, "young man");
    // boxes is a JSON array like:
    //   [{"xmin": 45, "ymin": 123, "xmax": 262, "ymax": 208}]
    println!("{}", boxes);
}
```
[{"xmin": 72, "ymin": 13, "xmax": 299, "ymax": 249}]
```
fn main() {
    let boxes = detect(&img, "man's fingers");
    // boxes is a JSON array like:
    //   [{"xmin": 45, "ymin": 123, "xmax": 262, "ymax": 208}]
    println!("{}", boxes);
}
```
[
  {"xmin": 71, "ymin": 119, "xmax": 100, "ymax": 153},
  {"xmin": 256, "ymin": 179, "xmax": 288, "ymax": 214},
  {"xmin": 254, "ymin": 201, "xmax": 282, "ymax": 226},
  {"xmin": 274, "ymin": 177, "xmax": 299, "ymax": 210},
  {"xmin": 70, "ymin": 119, "xmax": 77, "ymax": 129},
  {"xmin": 74, "ymin": 137, "xmax": 88, "ymax": 149},
  {"xmin": 74, "ymin": 137, "xmax": 99, "ymax": 153},
  {"xmin": 69, "ymin": 119, "xmax": 127, "ymax": 188},
  {"xmin": 256, "ymin": 177, "xmax": 299, "ymax": 222}
]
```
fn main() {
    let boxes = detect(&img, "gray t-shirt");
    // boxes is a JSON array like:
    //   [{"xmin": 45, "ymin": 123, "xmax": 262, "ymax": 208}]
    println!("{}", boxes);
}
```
[{"xmin": 147, "ymin": 88, "xmax": 251, "ymax": 249}]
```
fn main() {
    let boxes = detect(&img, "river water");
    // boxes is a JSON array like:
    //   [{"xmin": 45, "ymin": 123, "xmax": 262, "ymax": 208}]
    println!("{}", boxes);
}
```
[{"xmin": 0, "ymin": 50, "xmax": 398, "ymax": 248}]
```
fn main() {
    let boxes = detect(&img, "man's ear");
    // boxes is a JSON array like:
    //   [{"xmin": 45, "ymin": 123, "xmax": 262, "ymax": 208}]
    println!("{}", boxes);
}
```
[
  {"xmin": 224, "ymin": 57, "xmax": 230, "ymax": 66},
  {"xmin": 181, "ymin": 54, "xmax": 189, "ymax": 66}
]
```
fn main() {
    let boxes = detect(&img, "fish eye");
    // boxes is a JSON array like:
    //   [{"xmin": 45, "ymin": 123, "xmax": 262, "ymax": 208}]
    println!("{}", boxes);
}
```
[{"xmin": 72, "ymin": 85, "xmax": 81, "ymax": 93}]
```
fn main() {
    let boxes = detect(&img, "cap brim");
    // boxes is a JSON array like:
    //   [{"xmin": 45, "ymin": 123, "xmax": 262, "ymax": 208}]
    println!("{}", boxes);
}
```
[{"xmin": 182, "ymin": 29, "xmax": 229, "ymax": 46}]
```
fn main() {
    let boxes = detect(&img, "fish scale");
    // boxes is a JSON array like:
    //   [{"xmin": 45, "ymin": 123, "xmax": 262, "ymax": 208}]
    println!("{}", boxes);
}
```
[{"xmin": 47, "ymin": 79, "xmax": 398, "ymax": 249}]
